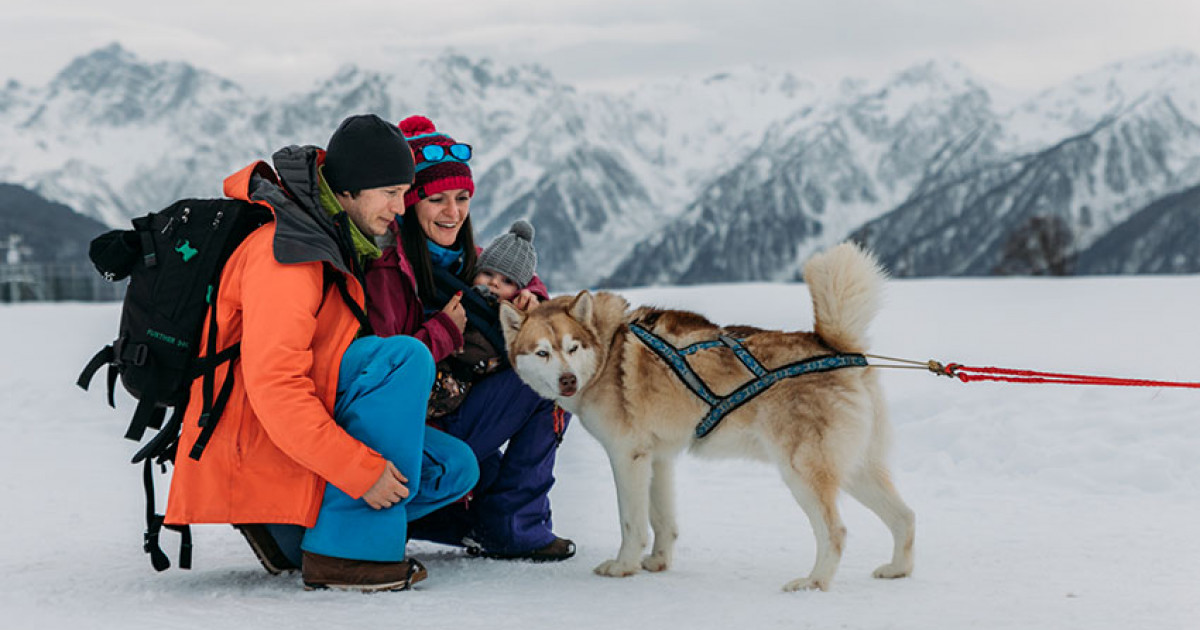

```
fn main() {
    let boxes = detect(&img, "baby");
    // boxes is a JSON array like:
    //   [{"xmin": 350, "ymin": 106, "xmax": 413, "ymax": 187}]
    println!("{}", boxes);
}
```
[
  {"xmin": 471, "ymin": 219, "xmax": 539, "ymax": 309},
  {"xmin": 428, "ymin": 220, "xmax": 539, "ymax": 419}
]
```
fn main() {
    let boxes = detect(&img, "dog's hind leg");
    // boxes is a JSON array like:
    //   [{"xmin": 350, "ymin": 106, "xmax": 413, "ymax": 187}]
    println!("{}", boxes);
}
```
[
  {"xmin": 845, "ymin": 463, "xmax": 915, "ymax": 579},
  {"xmin": 779, "ymin": 459, "xmax": 846, "ymax": 592},
  {"xmin": 642, "ymin": 455, "xmax": 679, "ymax": 572},
  {"xmin": 595, "ymin": 448, "xmax": 653, "ymax": 577},
  {"xmin": 844, "ymin": 381, "xmax": 915, "ymax": 579}
]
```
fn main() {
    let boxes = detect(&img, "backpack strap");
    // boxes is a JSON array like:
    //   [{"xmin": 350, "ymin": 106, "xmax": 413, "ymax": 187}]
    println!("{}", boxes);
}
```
[
  {"xmin": 325, "ymin": 212, "xmax": 375, "ymax": 336},
  {"xmin": 78, "ymin": 340, "xmax": 196, "ymax": 445},
  {"xmin": 75, "ymin": 344, "xmax": 122, "ymax": 409},
  {"xmin": 131, "ymin": 406, "xmax": 185, "ymax": 465},
  {"xmin": 91, "ymin": 333, "xmax": 170, "ymax": 442},
  {"xmin": 187, "ymin": 277, "xmax": 241, "ymax": 461},
  {"xmin": 187, "ymin": 349, "xmax": 239, "ymax": 461},
  {"xmin": 125, "ymin": 384, "xmax": 164, "ymax": 441},
  {"xmin": 139, "ymin": 230, "xmax": 158, "ymax": 269},
  {"xmin": 132, "ymin": 404, "xmax": 189, "ymax": 571},
  {"xmin": 76, "ymin": 345, "xmax": 114, "ymax": 397},
  {"xmin": 106, "ymin": 364, "xmax": 118, "ymax": 408},
  {"xmin": 141, "ymin": 457, "xmax": 191, "ymax": 571},
  {"xmin": 186, "ymin": 262, "xmax": 370, "ymax": 461},
  {"xmin": 323, "ymin": 263, "xmax": 373, "ymax": 336}
]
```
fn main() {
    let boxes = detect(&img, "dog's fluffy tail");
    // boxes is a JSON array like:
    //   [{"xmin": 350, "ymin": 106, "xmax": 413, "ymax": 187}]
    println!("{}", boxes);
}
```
[{"xmin": 803, "ymin": 242, "xmax": 886, "ymax": 354}]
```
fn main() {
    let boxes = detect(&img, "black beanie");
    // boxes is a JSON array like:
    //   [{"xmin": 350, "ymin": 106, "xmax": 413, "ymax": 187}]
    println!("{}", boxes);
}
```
[{"xmin": 324, "ymin": 114, "xmax": 415, "ymax": 193}]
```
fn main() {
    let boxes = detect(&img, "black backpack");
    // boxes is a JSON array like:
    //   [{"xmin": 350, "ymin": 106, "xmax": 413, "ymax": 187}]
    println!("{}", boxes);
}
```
[{"xmin": 77, "ymin": 198, "xmax": 272, "ymax": 571}]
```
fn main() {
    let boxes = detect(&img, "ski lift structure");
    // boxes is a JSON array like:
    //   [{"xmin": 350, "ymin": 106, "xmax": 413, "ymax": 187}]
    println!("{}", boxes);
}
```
[{"xmin": 0, "ymin": 233, "xmax": 46, "ymax": 302}]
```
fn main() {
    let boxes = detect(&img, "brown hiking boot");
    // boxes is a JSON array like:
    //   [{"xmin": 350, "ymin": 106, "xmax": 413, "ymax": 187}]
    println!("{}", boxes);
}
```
[
  {"xmin": 468, "ymin": 537, "xmax": 577, "ymax": 562},
  {"xmin": 301, "ymin": 551, "xmax": 428, "ymax": 592}
]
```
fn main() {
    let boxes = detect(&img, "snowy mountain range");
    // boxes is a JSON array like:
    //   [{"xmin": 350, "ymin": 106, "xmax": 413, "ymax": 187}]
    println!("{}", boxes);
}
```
[{"xmin": 2, "ymin": 44, "xmax": 1199, "ymax": 288}]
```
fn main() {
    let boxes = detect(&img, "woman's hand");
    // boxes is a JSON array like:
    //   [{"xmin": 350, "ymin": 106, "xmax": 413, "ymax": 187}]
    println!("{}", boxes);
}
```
[
  {"xmin": 362, "ymin": 461, "xmax": 409, "ymax": 510},
  {"xmin": 511, "ymin": 289, "xmax": 540, "ymax": 311},
  {"xmin": 442, "ymin": 291, "xmax": 467, "ymax": 333}
]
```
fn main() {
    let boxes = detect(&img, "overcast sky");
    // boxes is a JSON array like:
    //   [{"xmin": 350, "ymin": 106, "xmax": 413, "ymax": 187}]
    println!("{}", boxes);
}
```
[{"xmin": 6, "ymin": 0, "xmax": 1200, "ymax": 95}]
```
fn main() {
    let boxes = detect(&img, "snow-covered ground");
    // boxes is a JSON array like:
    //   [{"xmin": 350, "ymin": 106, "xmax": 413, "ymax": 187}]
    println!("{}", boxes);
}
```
[{"xmin": 2, "ymin": 276, "xmax": 1198, "ymax": 629}]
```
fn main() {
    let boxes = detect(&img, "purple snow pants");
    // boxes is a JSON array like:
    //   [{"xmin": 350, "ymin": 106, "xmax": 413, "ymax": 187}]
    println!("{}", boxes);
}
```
[{"xmin": 408, "ymin": 368, "xmax": 568, "ymax": 554}]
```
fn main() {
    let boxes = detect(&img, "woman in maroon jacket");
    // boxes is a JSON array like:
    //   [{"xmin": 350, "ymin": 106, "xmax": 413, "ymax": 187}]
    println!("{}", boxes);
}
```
[{"xmin": 365, "ymin": 115, "xmax": 574, "ymax": 561}]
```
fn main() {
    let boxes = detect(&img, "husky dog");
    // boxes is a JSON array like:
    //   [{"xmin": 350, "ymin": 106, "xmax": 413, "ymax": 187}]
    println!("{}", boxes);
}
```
[{"xmin": 498, "ymin": 243, "xmax": 914, "ymax": 591}]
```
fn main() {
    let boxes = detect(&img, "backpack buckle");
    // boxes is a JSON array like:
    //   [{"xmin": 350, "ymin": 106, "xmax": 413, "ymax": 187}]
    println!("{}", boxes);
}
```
[
  {"xmin": 127, "ymin": 343, "xmax": 149, "ymax": 367},
  {"xmin": 114, "ymin": 336, "xmax": 149, "ymax": 367}
]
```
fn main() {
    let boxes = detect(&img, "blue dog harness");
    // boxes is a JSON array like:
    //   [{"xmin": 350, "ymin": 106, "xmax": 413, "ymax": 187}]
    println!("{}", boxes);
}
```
[{"xmin": 627, "ymin": 323, "xmax": 868, "ymax": 438}]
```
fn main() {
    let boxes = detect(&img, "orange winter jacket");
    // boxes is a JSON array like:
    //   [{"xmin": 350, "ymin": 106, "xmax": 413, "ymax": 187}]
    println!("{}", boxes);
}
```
[{"xmin": 165, "ymin": 149, "xmax": 386, "ymax": 527}]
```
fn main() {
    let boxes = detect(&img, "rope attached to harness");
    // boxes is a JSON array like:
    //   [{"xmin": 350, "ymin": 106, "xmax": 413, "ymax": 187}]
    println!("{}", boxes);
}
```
[
  {"xmin": 865, "ymin": 354, "xmax": 1200, "ymax": 389},
  {"xmin": 629, "ymin": 324, "xmax": 868, "ymax": 438}
]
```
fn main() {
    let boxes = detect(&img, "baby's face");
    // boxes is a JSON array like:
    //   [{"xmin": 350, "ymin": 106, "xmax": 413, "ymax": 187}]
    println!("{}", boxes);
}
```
[{"xmin": 473, "ymin": 269, "xmax": 521, "ymax": 301}]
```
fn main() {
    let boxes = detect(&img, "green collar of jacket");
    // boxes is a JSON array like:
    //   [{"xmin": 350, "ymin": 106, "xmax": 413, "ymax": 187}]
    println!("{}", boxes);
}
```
[{"xmin": 317, "ymin": 166, "xmax": 382, "ymax": 262}]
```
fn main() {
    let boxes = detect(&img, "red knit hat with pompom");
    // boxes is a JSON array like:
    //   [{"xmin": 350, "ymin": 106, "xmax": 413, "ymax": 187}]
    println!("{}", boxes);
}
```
[{"xmin": 398, "ymin": 115, "xmax": 475, "ymax": 209}]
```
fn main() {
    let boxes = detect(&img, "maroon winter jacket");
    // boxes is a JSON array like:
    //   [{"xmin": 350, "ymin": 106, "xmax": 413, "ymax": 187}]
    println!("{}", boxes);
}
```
[{"xmin": 364, "ymin": 237, "xmax": 548, "ymax": 360}]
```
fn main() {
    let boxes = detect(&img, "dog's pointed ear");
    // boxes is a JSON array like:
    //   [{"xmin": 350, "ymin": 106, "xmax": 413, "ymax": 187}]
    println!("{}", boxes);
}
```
[
  {"xmin": 499, "ymin": 301, "xmax": 527, "ymax": 347},
  {"xmin": 568, "ymin": 290, "xmax": 595, "ymax": 328}
]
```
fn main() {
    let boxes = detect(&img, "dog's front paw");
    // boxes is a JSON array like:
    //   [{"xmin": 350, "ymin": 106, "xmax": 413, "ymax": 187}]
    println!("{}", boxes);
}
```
[
  {"xmin": 593, "ymin": 559, "xmax": 640, "ymax": 577},
  {"xmin": 782, "ymin": 576, "xmax": 830, "ymax": 592},
  {"xmin": 641, "ymin": 552, "xmax": 671, "ymax": 572},
  {"xmin": 872, "ymin": 561, "xmax": 913, "ymax": 579}
]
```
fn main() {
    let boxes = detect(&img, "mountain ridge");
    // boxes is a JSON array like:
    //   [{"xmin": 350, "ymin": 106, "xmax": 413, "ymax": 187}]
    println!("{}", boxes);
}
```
[{"xmin": 3, "ymin": 44, "xmax": 1199, "ymax": 288}]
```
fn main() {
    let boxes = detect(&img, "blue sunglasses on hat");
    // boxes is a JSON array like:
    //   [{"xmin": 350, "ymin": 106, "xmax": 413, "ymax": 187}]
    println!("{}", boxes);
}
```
[{"xmin": 415, "ymin": 143, "xmax": 472, "ymax": 172}]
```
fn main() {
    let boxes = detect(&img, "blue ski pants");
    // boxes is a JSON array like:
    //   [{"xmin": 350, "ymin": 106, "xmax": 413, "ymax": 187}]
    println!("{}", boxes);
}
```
[
  {"xmin": 270, "ymin": 335, "xmax": 479, "ymax": 563},
  {"xmin": 410, "ymin": 368, "xmax": 568, "ymax": 554}
]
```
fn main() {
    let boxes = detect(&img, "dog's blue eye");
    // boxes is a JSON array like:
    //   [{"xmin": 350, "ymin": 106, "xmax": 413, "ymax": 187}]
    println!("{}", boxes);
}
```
[{"xmin": 536, "ymin": 350, "xmax": 550, "ymax": 358}]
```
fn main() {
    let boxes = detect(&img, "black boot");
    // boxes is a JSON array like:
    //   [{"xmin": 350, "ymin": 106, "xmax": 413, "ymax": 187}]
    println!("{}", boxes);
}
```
[
  {"xmin": 233, "ymin": 524, "xmax": 299, "ymax": 575},
  {"xmin": 468, "ymin": 537, "xmax": 576, "ymax": 562}
]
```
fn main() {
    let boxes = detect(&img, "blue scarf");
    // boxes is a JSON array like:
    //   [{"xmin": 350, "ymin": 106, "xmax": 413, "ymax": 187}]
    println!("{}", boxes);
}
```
[
  {"xmin": 396, "ymin": 216, "xmax": 464, "ymax": 272},
  {"xmin": 422, "ymin": 239, "xmax": 464, "ymax": 317},
  {"xmin": 427, "ymin": 239, "xmax": 464, "ymax": 273}
]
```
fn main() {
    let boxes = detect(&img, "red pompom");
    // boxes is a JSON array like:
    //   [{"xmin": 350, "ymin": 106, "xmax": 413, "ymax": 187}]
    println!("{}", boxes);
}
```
[{"xmin": 399, "ymin": 115, "xmax": 436, "ymax": 137}]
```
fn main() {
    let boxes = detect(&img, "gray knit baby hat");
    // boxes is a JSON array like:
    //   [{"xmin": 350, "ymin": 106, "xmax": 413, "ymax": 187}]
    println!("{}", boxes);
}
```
[{"xmin": 477, "ymin": 220, "xmax": 537, "ymax": 288}]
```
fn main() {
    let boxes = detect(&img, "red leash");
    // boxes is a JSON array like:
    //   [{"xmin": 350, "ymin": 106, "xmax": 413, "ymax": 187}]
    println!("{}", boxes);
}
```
[
  {"xmin": 867, "ymin": 355, "xmax": 1200, "ymax": 389},
  {"xmin": 943, "ymin": 364, "xmax": 1200, "ymax": 388}
]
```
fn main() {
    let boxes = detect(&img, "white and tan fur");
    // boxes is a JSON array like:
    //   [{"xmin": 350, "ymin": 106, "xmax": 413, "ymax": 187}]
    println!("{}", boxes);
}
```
[{"xmin": 499, "ymin": 243, "xmax": 914, "ymax": 591}]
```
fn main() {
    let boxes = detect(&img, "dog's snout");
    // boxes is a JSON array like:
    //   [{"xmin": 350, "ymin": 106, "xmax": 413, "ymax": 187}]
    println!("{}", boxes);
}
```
[{"xmin": 559, "ymin": 373, "xmax": 577, "ymax": 390}]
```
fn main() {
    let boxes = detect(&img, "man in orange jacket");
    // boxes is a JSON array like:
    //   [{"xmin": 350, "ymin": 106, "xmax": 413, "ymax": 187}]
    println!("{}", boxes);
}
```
[{"xmin": 165, "ymin": 114, "xmax": 479, "ymax": 591}]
